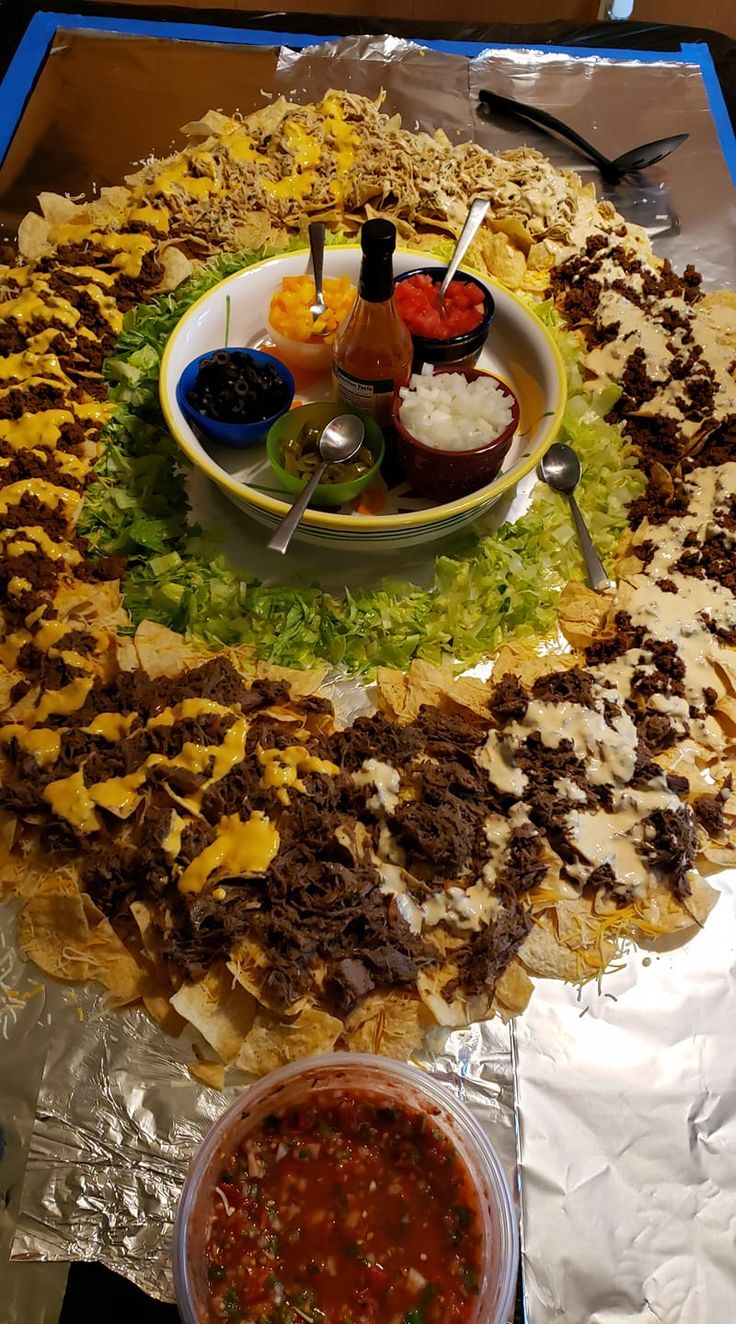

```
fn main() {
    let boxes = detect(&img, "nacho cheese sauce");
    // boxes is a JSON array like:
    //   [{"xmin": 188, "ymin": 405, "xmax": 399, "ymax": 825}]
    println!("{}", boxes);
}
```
[{"xmin": 204, "ymin": 1090, "xmax": 483, "ymax": 1324}]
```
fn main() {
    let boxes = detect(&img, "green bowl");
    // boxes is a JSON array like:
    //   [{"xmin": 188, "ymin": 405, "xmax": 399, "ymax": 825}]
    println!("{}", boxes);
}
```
[{"xmin": 266, "ymin": 403, "xmax": 385, "ymax": 510}]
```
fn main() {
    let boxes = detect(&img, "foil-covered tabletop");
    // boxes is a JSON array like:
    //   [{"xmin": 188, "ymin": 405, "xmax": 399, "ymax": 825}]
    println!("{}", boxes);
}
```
[{"xmin": 1, "ymin": 30, "xmax": 735, "ymax": 1324}]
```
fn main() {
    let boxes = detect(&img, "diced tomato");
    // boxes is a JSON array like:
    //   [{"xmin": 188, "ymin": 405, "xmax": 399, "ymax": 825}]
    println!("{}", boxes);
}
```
[
  {"xmin": 395, "ymin": 274, "xmax": 487, "ymax": 340},
  {"xmin": 365, "ymin": 1263, "xmax": 389, "ymax": 1294},
  {"xmin": 217, "ymin": 1182, "xmax": 243, "ymax": 1209}
]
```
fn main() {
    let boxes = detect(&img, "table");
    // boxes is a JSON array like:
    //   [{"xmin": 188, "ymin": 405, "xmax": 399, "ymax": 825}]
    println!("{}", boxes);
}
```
[{"xmin": 1, "ymin": 8, "xmax": 735, "ymax": 1323}]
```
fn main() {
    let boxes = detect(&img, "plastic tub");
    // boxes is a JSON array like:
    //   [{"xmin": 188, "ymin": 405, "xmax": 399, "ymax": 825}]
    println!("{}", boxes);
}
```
[
  {"xmin": 177, "ymin": 347, "xmax": 295, "ymax": 448},
  {"xmin": 173, "ymin": 1052, "xmax": 518, "ymax": 1324}
]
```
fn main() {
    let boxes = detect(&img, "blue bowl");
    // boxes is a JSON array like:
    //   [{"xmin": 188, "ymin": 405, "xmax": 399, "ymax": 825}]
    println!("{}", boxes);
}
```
[{"xmin": 176, "ymin": 348, "xmax": 295, "ymax": 448}]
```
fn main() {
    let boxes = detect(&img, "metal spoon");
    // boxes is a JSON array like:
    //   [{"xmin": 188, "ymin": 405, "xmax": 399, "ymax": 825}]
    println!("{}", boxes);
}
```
[
  {"xmin": 308, "ymin": 221, "xmax": 328, "ymax": 324},
  {"xmin": 478, "ymin": 88, "xmax": 687, "ymax": 182},
  {"xmin": 267, "ymin": 414, "xmax": 365, "ymax": 555},
  {"xmin": 438, "ymin": 197, "xmax": 490, "ymax": 317},
  {"xmin": 539, "ymin": 443, "xmax": 611, "ymax": 592}
]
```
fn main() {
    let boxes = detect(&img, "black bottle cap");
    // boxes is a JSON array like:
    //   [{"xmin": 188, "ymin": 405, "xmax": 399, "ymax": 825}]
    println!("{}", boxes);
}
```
[{"xmin": 360, "ymin": 218, "xmax": 397, "ymax": 256}]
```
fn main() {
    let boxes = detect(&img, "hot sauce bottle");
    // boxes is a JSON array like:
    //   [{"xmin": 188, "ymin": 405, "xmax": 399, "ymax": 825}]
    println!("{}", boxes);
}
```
[{"xmin": 332, "ymin": 219, "xmax": 413, "ymax": 426}]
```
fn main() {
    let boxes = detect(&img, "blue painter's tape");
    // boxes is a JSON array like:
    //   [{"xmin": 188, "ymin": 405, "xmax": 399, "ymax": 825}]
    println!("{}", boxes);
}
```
[
  {"xmin": 0, "ymin": 13, "xmax": 56, "ymax": 163},
  {"xmin": 680, "ymin": 42, "xmax": 736, "ymax": 188}
]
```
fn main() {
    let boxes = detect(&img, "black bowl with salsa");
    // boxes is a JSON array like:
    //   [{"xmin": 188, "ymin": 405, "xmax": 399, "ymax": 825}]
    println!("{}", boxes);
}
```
[
  {"xmin": 173, "ymin": 1054, "xmax": 518, "ymax": 1324},
  {"xmin": 394, "ymin": 269, "xmax": 495, "ymax": 371}
]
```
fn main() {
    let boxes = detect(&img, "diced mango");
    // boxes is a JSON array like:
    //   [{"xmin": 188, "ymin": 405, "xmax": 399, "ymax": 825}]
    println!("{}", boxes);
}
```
[{"xmin": 268, "ymin": 274, "xmax": 356, "ymax": 344}]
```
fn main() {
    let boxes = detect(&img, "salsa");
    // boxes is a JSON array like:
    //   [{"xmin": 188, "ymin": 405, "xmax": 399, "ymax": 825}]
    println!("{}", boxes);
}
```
[
  {"xmin": 395, "ymin": 274, "xmax": 486, "ymax": 341},
  {"xmin": 204, "ymin": 1089, "xmax": 484, "ymax": 1324}
]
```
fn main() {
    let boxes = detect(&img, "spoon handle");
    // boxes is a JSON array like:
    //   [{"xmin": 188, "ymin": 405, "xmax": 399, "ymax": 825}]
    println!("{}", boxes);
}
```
[
  {"xmin": 567, "ymin": 492, "xmax": 611, "ymax": 592},
  {"xmin": 268, "ymin": 460, "xmax": 327, "ymax": 555},
  {"xmin": 309, "ymin": 221, "xmax": 326, "ymax": 305},
  {"xmin": 438, "ymin": 197, "xmax": 490, "ymax": 302},
  {"xmin": 478, "ymin": 88, "xmax": 614, "ymax": 176}
]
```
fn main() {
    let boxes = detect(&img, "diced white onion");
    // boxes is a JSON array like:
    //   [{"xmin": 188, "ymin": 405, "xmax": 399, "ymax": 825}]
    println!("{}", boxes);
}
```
[{"xmin": 399, "ymin": 371, "xmax": 515, "ymax": 452}]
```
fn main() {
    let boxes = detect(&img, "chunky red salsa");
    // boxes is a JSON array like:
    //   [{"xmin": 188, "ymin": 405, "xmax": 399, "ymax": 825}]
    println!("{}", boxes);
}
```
[
  {"xmin": 204, "ymin": 1089, "xmax": 484, "ymax": 1324},
  {"xmin": 395, "ymin": 274, "xmax": 486, "ymax": 341}
]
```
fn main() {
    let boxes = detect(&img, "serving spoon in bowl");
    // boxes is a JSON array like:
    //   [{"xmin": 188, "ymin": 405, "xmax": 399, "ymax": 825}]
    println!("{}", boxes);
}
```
[
  {"xmin": 539, "ymin": 442, "xmax": 611, "ymax": 592},
  {"xmin": 478, "ymin": 88, "xmax": 687, "ymax": 182},
  {"xmin": 267, "ymin": 413, "xmax": 365, "ymax": 555},
  {"xmin": 308, "ymin": 221, "xmax": 328, "ymax": 325},
  {"xmin": 438, "ymin": 197, "xmax": 490, "ymax": 318}
]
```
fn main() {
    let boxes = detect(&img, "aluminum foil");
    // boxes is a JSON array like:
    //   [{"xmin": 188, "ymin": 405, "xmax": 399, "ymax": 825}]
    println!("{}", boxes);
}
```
[{"xmin": 2, "ymin": 32, "xmax": 736, "ymax": 1324}]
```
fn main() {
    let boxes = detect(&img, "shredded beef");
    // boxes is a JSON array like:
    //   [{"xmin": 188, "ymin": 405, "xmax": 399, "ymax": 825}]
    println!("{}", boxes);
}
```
[
  {"xmin": 444, "ymin": 902, "xmax": 532, "ymax": 1000},
  {"xmin": 637, "ymin": 712, "xmax": 677, "ymax": 754},
  {"xmin": 497, "ymin": 824, "xmax": 548, "ymax": 894},
  {"xmin": 640, "ymin": 806, "xmax": 696, "ymax": 898},
  {"xmin": 531, "ymin": 666, "xmax": 598, "ymax": 708},
  {"xmin": 391, "ymin": 799, "xmax": 481, "ymax": 878},
  {"xmin": 488, "ymin": 673, "xmax": 528, "ymax": 723},
  {"xmin": 692, "ymin": 792, "xmax": 726, "ymax": 837},
  {"xmin": 331, "ymin": 712, "xmax": 423, "ymax": 772}
]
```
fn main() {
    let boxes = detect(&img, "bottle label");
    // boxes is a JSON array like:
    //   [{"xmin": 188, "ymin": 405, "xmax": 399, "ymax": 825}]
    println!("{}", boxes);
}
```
[{"xmin": 333, "ymin": 365, "xmax": 396, "ymax": 427}]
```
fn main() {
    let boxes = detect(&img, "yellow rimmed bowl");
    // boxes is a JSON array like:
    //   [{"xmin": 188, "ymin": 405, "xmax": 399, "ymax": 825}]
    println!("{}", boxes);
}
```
[{"xmin": 160, "ymin": 246, "xmax": 566, "ymax": 552}]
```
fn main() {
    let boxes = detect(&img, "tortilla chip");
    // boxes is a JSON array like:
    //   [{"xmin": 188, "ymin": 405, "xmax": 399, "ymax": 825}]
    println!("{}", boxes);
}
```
[
  {"xmin": 189, "ymin": 1061, "xmax": 226, "ymax": 1089},
  {"xmin": 557, "ymin": 581, "xmax": 615, "ymax": 650},
  {"xmin": 16, "ymin": 875, "xmax": 147, "ymax": 1003},
  {"xmin": 236, "ymin": 1006, "xmax": 342, "ymax": 1076},
  {"xmin": 632, "ymin": 875, "xmax": 719, "ymax": 936},
  {"xmin": 342, "ymin": 992, "xmax": 430, "ymax": 1059},
  {"xmin": 490, "ymin": 642, "xmax": 569, "ymax": 688},
  {"xmin": 232, "ymin": 213, "xmax": 274, "ymax": 253},
  {"xmin": 181, "ymin": 110, "xmax": 233, "ymax": 138},
  {"xmin": 134, "ymin": 620, "xmax": 203, "ymax": 678},
  {"xmin": 38, "ymin": 192, "xmax": 80, "ymax": 225},
  {"xmin": 255, "ymin": 661, "xmax": 330, "ymax": 698},
  {"xmin": 143, "ymin": 993, "xmax": 186, "ymax": 1036},
  {"xmin": 518, "ymin": 910, "xmax": 614, "ymax": 982},
  {"xmin": 478, "ymin": 231, "xmax": 527, "ymax": 290},
  {"xmin": 492, "ymin": 960, "xmax": 534, "ymax": 1018},
  {"xmin": 416, "ymin": 965, "xmax": 469, "ymax": 1029},
  {"xmin": 171, "ymin": 964, "xmax": 256, "ymax": 1063},
  {"xmin": 486, "ymin": 215, "xmax": 533, "ymax": 256},
  {"xmin": 376, "ymin": 660, "xmax": 490, "ymax": 724},
  {"xmin": 17, "ymin": 212, "xmax": 51, "ymax": 261},
  {"xmin": 53, "ymin": 581, "xmax": 127, "ymax": 629},
  {"xmin": 228, "ymin": 936, "xmax": 309, "ymax": 1017},
  {"xmin": 158, "ymin": 245, "xmax": 195, "ymax": 291}
]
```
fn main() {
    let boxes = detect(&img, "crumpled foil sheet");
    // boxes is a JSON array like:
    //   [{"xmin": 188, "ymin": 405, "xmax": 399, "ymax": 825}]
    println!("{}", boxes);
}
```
[{"xmin": 2, "ymin": 33, "xmax": 736, "ymax": 1323}]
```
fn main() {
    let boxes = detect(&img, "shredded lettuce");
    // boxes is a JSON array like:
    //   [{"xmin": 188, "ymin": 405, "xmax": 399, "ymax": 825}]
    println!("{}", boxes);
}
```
[{"xmin": 79, "ymin": 250, "xmax": 644, "ymax": 674}]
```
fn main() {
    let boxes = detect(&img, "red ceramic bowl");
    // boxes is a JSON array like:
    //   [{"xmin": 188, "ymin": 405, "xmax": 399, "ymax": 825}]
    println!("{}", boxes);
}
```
[{"xmin": 392, "ymin": 368, "xmax": 520, "ymax": 503}]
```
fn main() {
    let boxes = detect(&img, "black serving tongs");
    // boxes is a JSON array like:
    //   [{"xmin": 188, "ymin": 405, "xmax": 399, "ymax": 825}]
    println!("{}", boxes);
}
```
[{"xmin": 478, "ymin": 88, "xmax": 688, "ymax": 182}]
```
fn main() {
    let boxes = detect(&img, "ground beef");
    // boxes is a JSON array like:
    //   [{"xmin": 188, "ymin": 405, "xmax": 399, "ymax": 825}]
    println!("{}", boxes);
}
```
[
  {"xmin": 0, "ymin": 494, "xmax": 71, "ymax": 540},
  {"xmin": 0, "ymin": 383, "xmax": 70, "ymax": 420},
  {"xmin": 674, "ymin": 531, "xmax": 736, "ymax": 595}
]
